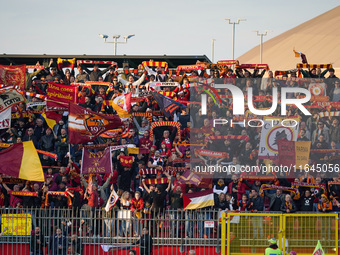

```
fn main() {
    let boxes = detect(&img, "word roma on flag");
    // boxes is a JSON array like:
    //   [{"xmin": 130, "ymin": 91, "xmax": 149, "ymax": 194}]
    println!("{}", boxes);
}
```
[
  {"xmin": 68, "ymin": 103, "xmax": 122, "ymax": 144},
  {"xmin": 0, "ymin": 87, "xmax": 25, "ymax": 112}
]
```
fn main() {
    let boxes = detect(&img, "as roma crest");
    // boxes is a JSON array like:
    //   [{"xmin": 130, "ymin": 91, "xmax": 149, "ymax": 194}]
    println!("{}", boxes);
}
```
[{"xmin": 85, "ymin": 115, "xmax": 110, "ymax": 136}]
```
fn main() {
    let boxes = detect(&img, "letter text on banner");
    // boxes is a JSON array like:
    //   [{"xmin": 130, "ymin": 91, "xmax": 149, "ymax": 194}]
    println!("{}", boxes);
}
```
[
  {"xmin": 1, "ymin": 214, "xmax": 31, "ymax": 236},
  {"xmin": 278, "ymin": 140, "xmax": 311, "ymax": 167},
  {"xmin": 81, "ymin": 147, "xmax": 112, "ymax": 174},
  {"xmin": 46, "ymin": 82, "xmax": 77, "ymax": 111},
  {"xmin": 0, "ymin": 108, "xmax": 11, "ymax": 129},
  {"xmin": 0, "ymin": 88, "xmax": 25, "ymax": 112}
]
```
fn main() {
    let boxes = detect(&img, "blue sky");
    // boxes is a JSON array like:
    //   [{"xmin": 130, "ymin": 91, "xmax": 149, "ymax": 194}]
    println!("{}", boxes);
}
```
[{"xmin": 0, "ymin": 0, "xmax": 338, "ymax": 62}]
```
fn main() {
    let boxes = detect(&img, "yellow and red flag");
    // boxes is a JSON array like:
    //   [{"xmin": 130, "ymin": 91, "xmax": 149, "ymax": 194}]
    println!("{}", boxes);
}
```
[
  {"xmin": 278, "ymin": 140, "xmax": 311, "ymax": 167},
  {"xmin": 120, "ymin": 156, "xmax": 133, "ymax": 167},
  {"xmin": 293, "ymin": 49, "xmax": 308, "ymax": 64},
  {"xmin": 57, "ymin": 58, "xmax": 75, "ymax": 70},
  {"xmin": 127, "ymin": 147, "xmax": 149, "ymax": 155},
  {"xmin": 111, "ymin": 93, "xmax": 131, "ymax": 119},
  {"xmin": 0, "ymin": 141, "xmax": 44, "ymax": 182}
]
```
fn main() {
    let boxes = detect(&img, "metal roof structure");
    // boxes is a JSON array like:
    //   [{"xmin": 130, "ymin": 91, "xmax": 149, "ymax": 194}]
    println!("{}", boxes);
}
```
[
  {"xmin": 0, "ymin": 54, "xmax": 211, "ymax": 68},
  {"xmin": 238, "ymin": 6, "xmax": 340, "ymax": 71}
]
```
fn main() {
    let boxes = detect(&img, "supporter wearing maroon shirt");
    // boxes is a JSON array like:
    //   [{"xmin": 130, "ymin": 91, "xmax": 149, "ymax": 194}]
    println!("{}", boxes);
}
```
[
  {"xmin": 228, "ymin": 175, "xmax": 246, "ymax": 201},
  {"xmin": 87, "ymin": 183, "xmax": 99, "ymax": 209},
  {"xmin": 1, "ymin": 182, "xmax": 23, "ymax": 208},
  {"xmin": 0, "ymin": 188, "xmax": 5, "ymax": 208},
  {"xmin": 139, "ymin": 130, "xmax": 152, "ymax": 150}
]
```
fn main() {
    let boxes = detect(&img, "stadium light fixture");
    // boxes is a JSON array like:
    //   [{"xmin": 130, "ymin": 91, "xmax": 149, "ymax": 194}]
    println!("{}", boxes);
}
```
[
  {"xmin": 98, "ymin": 34, "xmax": 135, "ymax": 55},
  {"xmin": 253, "ymin": 30, "xmax": 272, "ymax": 64},
  {"xmin": 224, "ymin": 18, "xmax": 246, "ymax": 62}
]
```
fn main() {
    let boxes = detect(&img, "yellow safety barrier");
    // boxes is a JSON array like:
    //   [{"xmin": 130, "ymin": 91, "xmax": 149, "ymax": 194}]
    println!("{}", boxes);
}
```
[{"xmin": 221, "ymin": 212, "xmax": 339, "ymax": 255}]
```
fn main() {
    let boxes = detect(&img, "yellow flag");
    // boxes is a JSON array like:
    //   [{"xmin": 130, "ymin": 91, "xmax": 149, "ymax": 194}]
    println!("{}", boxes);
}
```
[{"xmin": 41, "ymin": 112, "xmax": 56, "ymax": 130}]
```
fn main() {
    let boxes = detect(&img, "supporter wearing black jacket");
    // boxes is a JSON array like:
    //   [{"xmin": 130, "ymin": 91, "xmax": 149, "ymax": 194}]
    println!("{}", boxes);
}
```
[
  {"xmin": 325, "ymin": 68, "xmax": 339, "ymax": 95},
  {"xmin": 49, "ymin": 228, "xmax": 67, "ymax": 255},
  {"xmin": 40, "ymin": 128, "xmax": 55, "ymax": 152},
  {"xmin": 265, "ymin": 189, "xmax": 285, "ymax": 212},
  {"xmin": 133, "ymin": 228, "xmax": 153, "ymax": 255},
  {"xmin": 117, "ymin": 152, "xmax": 134, "ymax": 192},
  {"xmin": 34, "ymin": 118, "xmax": 46, "ymax": 142},
  {"xmin": 281, "ymin": 194, "xmax": 297, "ymax": 213},
  {"xmin": 80, "ymin": 96, "xmax": 94, "ymax": 111},
  {"xmin": 15, "ymin": 118, "xmax": 27, "ymax": 138},
  {"xmin": 30, "ymin": 226, "xmax": 46, "ymax": 255},
  {"xmin": 249, "ymin": 189, "xmax": 264, "ymax": 212},
  {"xmin": 23, "ymin": 127, "xmax": 39, "ymax": 148},
  {"xmin": 299, "ymin": 190, "xmax": 314, "ymax": 211}
]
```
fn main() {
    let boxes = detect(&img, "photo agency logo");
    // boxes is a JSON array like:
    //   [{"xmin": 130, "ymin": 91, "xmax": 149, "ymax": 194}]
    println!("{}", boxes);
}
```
[{"xmin": 200, "ymin": 84, "xmax": 312, "ymax": 128}]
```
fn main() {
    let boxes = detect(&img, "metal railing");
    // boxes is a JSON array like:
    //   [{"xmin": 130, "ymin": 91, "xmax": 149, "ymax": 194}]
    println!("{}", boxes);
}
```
[
  {"xmin": 0, "ymin": 207, "xmax": 220, "ymax": 255},
  {"xmin": 2, "ymin": 208, "xmax": 340, "ymax": 255},
  {"xmin": 221, "ymin": 212, "xmax": 339, "ymax": 255}
]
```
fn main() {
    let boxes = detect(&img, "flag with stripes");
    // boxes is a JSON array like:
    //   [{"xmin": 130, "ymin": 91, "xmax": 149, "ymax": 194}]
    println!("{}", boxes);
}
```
[
  {"xmin": 183, "ymin": 189, "xmax": 214, "ymax": 210},
  {"xmin": 151, "ymin": 91, "xmax": 186, "ymax": 118}
]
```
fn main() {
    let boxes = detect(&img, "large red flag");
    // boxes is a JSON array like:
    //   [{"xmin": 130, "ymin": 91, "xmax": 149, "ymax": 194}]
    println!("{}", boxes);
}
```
[
  {"xmin": 46, "ymin": 82, "xmax": 77, "ymax": 111},
  {"xmin": 0, "ymin": 141, "xmax": 44, "ymax": 182},
  {"xmin": 0, "ymin": 65, "xmax": 26, "ymax": 90},
  {"xmin": 68, "ymin": 103, "xmax": 122, "ymax": 144}
]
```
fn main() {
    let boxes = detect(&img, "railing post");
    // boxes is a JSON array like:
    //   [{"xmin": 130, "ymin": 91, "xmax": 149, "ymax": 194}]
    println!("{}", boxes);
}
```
[
  {"xmin": 227, "ymin": 213, "xmax": 231, "ymax": 255},
  {"xmin": 280, "ymin": 214, "xmax": 285, "ymax": 254},
  {"xmin": 336, "ymin": 214, "xmax": 339, "ymax": 255},
  {"xmin": 221, "ymin": 212, "xmax": 226, "ymax": 255}
]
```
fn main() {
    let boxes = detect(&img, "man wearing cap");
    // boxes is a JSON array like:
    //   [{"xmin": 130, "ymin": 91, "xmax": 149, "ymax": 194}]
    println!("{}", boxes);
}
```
[
  {"xmin": 46, "ymin": 66, "xmax": 61, "ymax": 82},
  {"xmin": 265, "ymin": 238, "xmax": 282, "ymax": 255}
]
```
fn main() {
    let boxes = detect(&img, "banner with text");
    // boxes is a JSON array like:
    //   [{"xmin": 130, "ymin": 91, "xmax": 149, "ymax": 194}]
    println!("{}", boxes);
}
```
[
  {"xmin": 46, "ymin": 82, "xmax": 76, "ymax": 111},
  {"xmin": 81, "ymin": 147, "xmax": 112, "ymax": 174}
]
